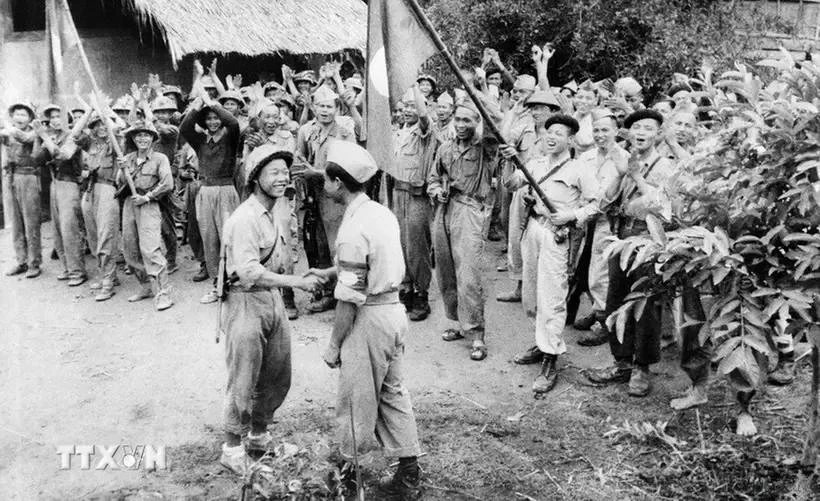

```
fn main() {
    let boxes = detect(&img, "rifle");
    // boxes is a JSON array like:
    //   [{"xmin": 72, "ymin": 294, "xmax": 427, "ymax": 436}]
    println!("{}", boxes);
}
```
[
  {"xmin": 348, "ymin": 399, "xmax": 365, "ymax": 501},
  {"xmin": 216, "ymin": 245, "xmax": 227, "ymax": 344}
]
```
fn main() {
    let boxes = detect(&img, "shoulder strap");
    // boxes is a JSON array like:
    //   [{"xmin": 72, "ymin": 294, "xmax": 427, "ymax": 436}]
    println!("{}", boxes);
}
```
[
  {"xmin": 534, "ymin": 157, "xmax": 571, "ymax": 186},
  {"xmin": 623, "ymin": 155, "xmax": 663, "ymax": 202}
]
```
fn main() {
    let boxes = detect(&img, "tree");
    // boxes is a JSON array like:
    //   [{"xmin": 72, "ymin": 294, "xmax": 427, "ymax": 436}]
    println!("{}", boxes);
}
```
[{"xmin": 604, "ymin": 57, "xmax": 820, "ymax": 471}]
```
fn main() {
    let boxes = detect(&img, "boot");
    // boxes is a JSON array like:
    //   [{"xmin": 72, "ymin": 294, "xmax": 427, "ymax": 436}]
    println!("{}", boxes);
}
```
[
  {"xmin": 408, "ymin": 291, "xmax": 430, "ymax": 321},
  {"xmin": 219, "ymin": 443, "xmax": 248, "ymax": 476},
  {"xmin": 95, "ymin": 279, "xmax": 116, "ymax": 302},
  {"xmin": 25, "ymin": 266, "xmax": 41, "ymax": 279},
  {"xmin": 533, "ymin": 354, "xmax": 558, "ymax": 393},
  {"xmin": 282, "ymin": 287, "xmax": 299, "ymax": 320},
  {"xmin": 514, "ymin": 346, "xmax": 544, "ymax": 365},
  {"xmin": 67, "ymin": 275, "xmax": 87, "ymax": 287},
  {"xmin": 573, "ymin": 313, "xmax": 597, "ymax": 331},
  {"xmin": 587, "ymin": 359, "xmax": 632, "ymax": 384},
  {"xmin": 400, "ymin": 288, "xmax": 415, "ymax": 312},
  {"xmin": 377, "ymin": 458, "xmax": 422, "ymax": 501},
  {"xmin": 56, "ymin": 270, "xmax": 71, "ymax": 281},
  {"xmin": 192, "ymin": 263, "xmax": 209, "ymax": 282},
  {"xmin": 577, "ymin": 324, "xmax": 609, "ymax": 346},
  {"xmin": 155, "ymin": 290, "xmax": 174, "ymax": 311}
]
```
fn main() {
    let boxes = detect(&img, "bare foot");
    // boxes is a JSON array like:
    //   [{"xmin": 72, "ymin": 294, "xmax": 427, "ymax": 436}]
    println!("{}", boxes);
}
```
[
  {"xmin": 736, "ymin": 412, "xmax": 757, "ymax": 436},
  {"xmin": 670, "ymin": 386, "xmax": 708, "ymax": 410}
]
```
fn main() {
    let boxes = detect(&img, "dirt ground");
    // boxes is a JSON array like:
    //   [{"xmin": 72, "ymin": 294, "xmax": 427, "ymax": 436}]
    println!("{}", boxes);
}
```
[{"xmin": 1, "ymin": 222, "xmax": 818, "ymax": 500}]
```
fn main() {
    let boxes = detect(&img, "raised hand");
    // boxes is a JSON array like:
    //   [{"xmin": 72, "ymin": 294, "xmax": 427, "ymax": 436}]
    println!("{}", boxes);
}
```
[{"xmin": 193, "ymin": 59, "xmax": 205, "ymax": 77}]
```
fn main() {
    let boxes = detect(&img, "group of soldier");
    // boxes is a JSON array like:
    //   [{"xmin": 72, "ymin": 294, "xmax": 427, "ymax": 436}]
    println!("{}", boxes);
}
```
[{"xmin": 1, "ymin": 45, "xmax": 796, "ymax": 498}]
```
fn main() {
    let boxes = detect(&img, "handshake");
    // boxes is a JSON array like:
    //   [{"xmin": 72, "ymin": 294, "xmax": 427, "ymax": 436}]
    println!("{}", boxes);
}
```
[{"xmin": 293, "ymin": 267, "xmax": 335, "ymax": 294}]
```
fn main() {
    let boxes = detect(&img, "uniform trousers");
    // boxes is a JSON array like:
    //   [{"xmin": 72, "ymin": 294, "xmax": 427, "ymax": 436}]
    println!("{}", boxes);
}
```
[
  {"xmin": 50, "ymin": 179, "xmax": 86, "ymax": 279},
  {"xmin": 392, "ymin": 188, "xmax": 432, "ymax": 293},
  {"xmin": 197, "ymin": 185, "xmax": 239, "ymax": 278},
  {"xmin": 3, "ymin": 173, "xmax": 42, "ymax": 267},
  {"xmin": 122, "ymin": 198, "xmax": 167, "ymax": 287}
]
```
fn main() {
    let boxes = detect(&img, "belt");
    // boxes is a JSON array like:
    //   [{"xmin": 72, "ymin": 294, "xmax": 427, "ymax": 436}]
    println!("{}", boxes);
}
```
[
  {"xmin": 95, "ymin": 178, "xmax": 116, "ymax": 187},
  {"xmin": 200, "ymin": 176, "xmax": 234, "ymax": 187},
  {"xmin": 364, "ymin": 290, "xmax": 400, "ymax": 306},
  {"xmin": 450, "ymin": 191, "xmax": 487, "ymax": 210},
  {"xmin": 8, "ymin": 166, "xmax": 38, "ymax": 175},
  {"xmin": 54, "ymin": 173, "xmax": 80, "ymax": 184},
  {"xmin": 393, "ymin": 180, "xmax": 426, "ymax": 196}
]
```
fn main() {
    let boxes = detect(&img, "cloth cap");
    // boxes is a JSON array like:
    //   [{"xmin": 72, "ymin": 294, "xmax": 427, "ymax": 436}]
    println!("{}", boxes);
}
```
[
  {"xmin": 456, "ymin": 99, "xmax": 480, "ymax": 118},
  {"xmin": 245, "ymin": 143, "xmax": 294, "ymax": 187},
  {"xmin": 615, "ymin": 77, "xmax": 643, "ymax": 96},
  {"xmin": 401, "ymin": 88, "xmax": 416, "ymax": 104},
  {"xmin": 591, "ymin": 108, "xmax": 617, "ymax": 123},
  {"xmin": 436, "ymin": 92, "xmax": 454, "ymax": 106},
  {"xmin": 544, "ymin": 114, "xmax": 580, "ymax": 135},
  {"xmin": 524, "ymin": 89, "xmax": 560, "ymax": 110},
  {"xmin": 313, "ymin": 85, "xmax": 339, "ymax": 105},
  {"xmin": 151, "ymin": 96, "xmax": 179, "ymax": 112},
  {"xmin": 218, "ymin": 90, "xmax": 246, "ymax": 109},
  {"xmin": 294, "ymin": 70, "xmax": 318, "ymax": 86},
  {"xmin": 624, "ymin": 109, "xmax": 664, "ymax": 129},
  {"xmin": 344, "ymin": 77, "xmax": 364, "ymax": 91},
  {"xmin": 124, "ymin": 120, "xmax": 159, "ymax": 144},
  {"xmin": 326, "ymin": 140, "xmax": 378, "ymax": 183},
  {"xmin": 8, "ymin": 102, "xmax": 35, "ymax": 119},
  {"xmin": 416, "ymin": 74, "xmax": 437, "ymax": 90},
  {"xmin": 41, "ymin": 103, "xmax": 61, "ymax": 117},
  {"xmin": 513, "ymin": 75, "xmax": 536, "ymax": 91},
  {"xmin": 578, "ymin": 79, "xmax": 595, "ymax": 92}
]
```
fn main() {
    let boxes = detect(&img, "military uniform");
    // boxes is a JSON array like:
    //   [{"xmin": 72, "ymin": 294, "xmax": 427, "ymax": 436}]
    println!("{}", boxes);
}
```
[
  {"xmin": 391, "ymin": 114, "xmax": 437, "ymax": 319},
  {"xmin": 2, "ymin": 119, "xmax": 42, "ymax": 275},
  {"xmin": 221, "ymin": 194, "xmax": 293, "ymax": 437},
  {"xmin": 428, "ymin": 130, "xmax": 498, "ymax": 343},
  {"xmin": 82, "ymin": 134, "xmax": 121, "ymax": 298},
  {"xmin": 118, "ymin": 137, "xmax": 174, "ymax": 308}
]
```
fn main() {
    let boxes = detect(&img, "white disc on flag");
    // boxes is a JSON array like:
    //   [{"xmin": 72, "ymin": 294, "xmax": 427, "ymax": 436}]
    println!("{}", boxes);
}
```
[{"xmin": 370, "ymin": 47, "xmax": 389, "ymax": 98}]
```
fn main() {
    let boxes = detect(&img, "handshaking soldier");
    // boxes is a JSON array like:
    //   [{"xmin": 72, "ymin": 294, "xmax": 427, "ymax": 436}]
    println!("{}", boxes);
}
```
[
  {"xmin": 218, "ymin": 143, "xmax": 323, "ymax": 476},
  {"xmin": 307, "ymin": 141, "xmax": 424, "ymax": 500}
]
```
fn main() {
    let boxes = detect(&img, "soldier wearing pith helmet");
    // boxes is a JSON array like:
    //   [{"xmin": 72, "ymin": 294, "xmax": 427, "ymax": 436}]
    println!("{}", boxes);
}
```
[
  {"xmin": 218, "ymin": 143, "xmax": 322, "ymax": 476},
  {"xmin": 308, "ymin": 140, "xmax": 424, "ymax": 500}
]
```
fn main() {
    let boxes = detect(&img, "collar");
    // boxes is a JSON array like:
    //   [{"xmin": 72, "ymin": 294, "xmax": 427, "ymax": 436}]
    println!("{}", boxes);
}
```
[
  {"xmin": 343, "ymin": 193, "xmax": 369, "ymax": 221},
  {"xmin": 206, "ymin": 127, "xmax": 226, "ymax": 143},
  {"xmin": 248, "ymin": 194, "xmax": 274, "ymax": 221},
  {"xmin": 637, "ymin": 149, "xmax": 660, "ymax": 167}
]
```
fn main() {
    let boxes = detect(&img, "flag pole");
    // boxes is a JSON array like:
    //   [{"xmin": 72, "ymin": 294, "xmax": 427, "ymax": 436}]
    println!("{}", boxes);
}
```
[
  {"xmin": 402, "ymin": 0, "xmax": 563, "ymax": 223},
  {"xmin": 57, "ymin": 0, "xmax": 137, "ymax": 196}
]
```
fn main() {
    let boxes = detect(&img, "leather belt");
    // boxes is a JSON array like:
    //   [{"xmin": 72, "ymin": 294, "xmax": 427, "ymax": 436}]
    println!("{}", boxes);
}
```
[
  {"xmin": 392, "ymin": 180, "xmax": 426, "ymax": 196},
  {"xmin": 53, "ymin": 173, "xmax": 80, "ymax": 184}
]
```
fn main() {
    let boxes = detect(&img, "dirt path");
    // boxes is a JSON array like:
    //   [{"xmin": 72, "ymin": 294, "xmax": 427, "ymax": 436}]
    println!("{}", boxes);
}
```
[{"xmin": 0, "ymin": 223, "xmax": 815, "ymax": 500}]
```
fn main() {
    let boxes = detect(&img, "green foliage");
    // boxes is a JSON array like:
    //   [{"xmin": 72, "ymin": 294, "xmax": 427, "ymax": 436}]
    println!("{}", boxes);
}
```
[
  {"xmin": 426, "ymin": 0, "xmax": 787, "ymax": 98},
  {"xmin": 605, "ymin": 58, "xmax": 820, "ymax": 393}
]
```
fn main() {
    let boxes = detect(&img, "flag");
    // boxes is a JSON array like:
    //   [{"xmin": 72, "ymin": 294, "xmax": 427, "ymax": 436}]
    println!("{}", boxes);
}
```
[
  {"xmin": 45, "ymin": 0, "xmax": 82, "ymax": 103},
  {"xmin": 364, "ymin": 0, "xmax": 437, "ymax": 176}
]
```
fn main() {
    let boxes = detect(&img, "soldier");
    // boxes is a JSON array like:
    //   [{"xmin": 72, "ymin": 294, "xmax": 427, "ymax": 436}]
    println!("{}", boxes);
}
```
[
  {"xmin": 309, "ymin": 141, "xmax": 423, "ymax": 500},
  {"xmin": 117, "ymin": 121, "xmax": 174, "ymax": 311},
  {"xmin": 586, "ymin": 109, "xmax": 678, "ymax": 396},
  {"xmin": 1, "ymin": 102, "xmax": 42, "ymax": 278},
  {"xmin": 218, "ymin": 143, "xmax": 322, "ymax": 476},
  {"xmin": 427, "ymin": 99, "xmax": 500, "ymax": 361},
  {"xmin": 392, "ymin": 85, "xmax": 437, "ymax": 321},
  {"xmin": 80, "ymin": 111, "xmax": 122, "ymax": 301},
  {"xmin": 295, "ymin": 85, "xmax": 357, "ymax": 313},
  {"xmin": 35, "ymin": 104, "xmax": 87, "ymax": 286},
  {"xmin": 417, "ymin": 74, "xmax": 437, "ymax": 102},
  {"xmin": 501, "ymin": 115, "xmax": 599, "ymax": 393},
  {"xmin": 434, "ymin": 92, "xmax": 456, "ymax": 143},
  {"xmin": 180, "ymin": 95, "xmax": 241, "ymax": 304}
]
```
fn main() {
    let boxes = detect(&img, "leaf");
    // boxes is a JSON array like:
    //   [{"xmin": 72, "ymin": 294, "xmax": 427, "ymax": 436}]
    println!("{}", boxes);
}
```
[
  {"xmin": 719, "ymin": 299, "xmax": 741, "ymax": 317},
  {"xmin": 632, "ymin": 298, "xmax": 647, "ymax": 322},
  {"xmin": 760, "ymin": 224, "xmax": 785, "ymax": 245},
  {"xmin": 712, "ymin": 266, "xmax": 731, "ymax": 286},
  {"xmin": 645, "ymin": 214, "xmax": 668, "ymax": 246},
  {"xmin": 715, "ymin": 337, "xmax": 742, "ymax": 362}
]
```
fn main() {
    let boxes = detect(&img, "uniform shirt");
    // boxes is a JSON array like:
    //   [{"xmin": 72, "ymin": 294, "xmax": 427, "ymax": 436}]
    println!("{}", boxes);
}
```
[
  {"xmin": 35, "ymin": 131, "xmax": 83, "ymax": 181},
  {"xmin": 153, "ymin": 122, "xmax": 180, "ymax": 176},
  {"xmin": 507, "ymin": 152, "xmax": 600, "ymax": 224},
  {"xmin": 577, "ymin": 144, "xmax": 629, "ymax": 209},
  {"xmin": 434, "ymin": 118, "xmax": 456, "ymax": 144},
  {"xmin": 609, "ymin": 149, "xmax": 675, "ymax": 221},
  {"xmin": 295, "ymin": 116, "xmax": 355, "ymax": 171},
  {"xmin": 118, "ymin": 149, "xmax": 174, "ymax": 200},
  {"xmin": 392, "ymin": 120, "xmax": 436, "ymax": 186},
  {"xmin": 223, "ymin": 195, "xmax": 291, "ymax": 290},
  {"xmin": 334, "ymin": 193, "xmax": 405, "ymax": 306},
  {"xmin": 427, "ymin": 134, "xmax": 499, "ymax": 203},
  {"xmin": 180, "ymin": 105, "xmax": 240, "ymax": 181},
  {"xmin": 84, "ymin": 136, "xmax": 118, "ymax": 182},
  {"xmin": 1, "ymin": 126, "xmax": 36, "ymax": 168}
]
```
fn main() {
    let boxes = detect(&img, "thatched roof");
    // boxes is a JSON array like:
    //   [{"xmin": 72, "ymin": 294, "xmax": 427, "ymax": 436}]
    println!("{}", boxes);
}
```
[{"xmin": 124, "ymin": 0, "xmax": 366, "ymax": 61}]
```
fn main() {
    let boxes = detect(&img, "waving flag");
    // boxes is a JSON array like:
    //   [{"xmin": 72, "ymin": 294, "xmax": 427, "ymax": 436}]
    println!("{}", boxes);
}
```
[
  {"xmin": 45, "ymin": 0, "xmax": 82, "ymax": 101},
  {"xmin": 364, "ymin": 0, "xmax": 437, "ymax": 176}
]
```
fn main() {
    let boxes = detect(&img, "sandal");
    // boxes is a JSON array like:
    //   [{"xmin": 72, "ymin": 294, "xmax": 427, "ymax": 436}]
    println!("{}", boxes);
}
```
[
  {"xmin": 441, "ymin": 328, "xmax": 464, "ymax": 342},
  {"xmin": 470, "ymin": 341, "xmax": 488, "ymax": 361}
]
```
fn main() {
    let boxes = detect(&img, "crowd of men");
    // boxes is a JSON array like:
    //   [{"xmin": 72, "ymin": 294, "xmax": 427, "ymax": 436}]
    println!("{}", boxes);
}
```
[{"xmin": 1, "ymin": 45, "xmax": 798, "ymax": 495}]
